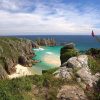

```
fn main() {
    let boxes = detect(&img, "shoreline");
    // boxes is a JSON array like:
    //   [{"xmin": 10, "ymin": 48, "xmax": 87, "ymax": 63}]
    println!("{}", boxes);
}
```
[
  {"xmin": 8, "ymin": 64, "xmax": 36, "ymax": 79},
  {"xmin": 8, "ymin": 47, "xmax": 61, "ymax": 79},
  {"xmin": 43, "ymin": 54, "xmax": 61, "ymax": 67}
]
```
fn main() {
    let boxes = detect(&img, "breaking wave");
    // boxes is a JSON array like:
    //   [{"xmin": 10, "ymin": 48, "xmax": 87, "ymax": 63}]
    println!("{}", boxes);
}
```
[
  {"xmin": 46, "ymin": 52, "xmax": 53, "ymax": 55},
  {"xmin": 34, "ymin": 47, "xmax": 45, "ymax": 51}
]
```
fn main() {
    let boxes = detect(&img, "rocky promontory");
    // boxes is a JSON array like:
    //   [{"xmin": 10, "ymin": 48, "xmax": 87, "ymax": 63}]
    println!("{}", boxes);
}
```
[
  {"xmin": 0, "ymin": 37, "xmax": 37, "ymax": 79},
  {"xmin": 54, "ymin": 43, "xmax": 100, "ymax": 100},
  {"xmin": 0, "ymin": 41, "xmax": 99, "ymax": 99},
  {"xmin": 34, "ymin": 38, "xmax": 56, "ymax": 46}
]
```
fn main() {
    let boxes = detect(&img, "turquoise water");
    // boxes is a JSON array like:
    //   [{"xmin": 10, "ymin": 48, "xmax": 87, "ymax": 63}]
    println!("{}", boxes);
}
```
[
  {"xmin": 32, "ymin": 46, "xmax": 62, "ymax": 73},
  {"xmin": 23, "ymin": 35, "xmax": 100, "ymax": 73}
]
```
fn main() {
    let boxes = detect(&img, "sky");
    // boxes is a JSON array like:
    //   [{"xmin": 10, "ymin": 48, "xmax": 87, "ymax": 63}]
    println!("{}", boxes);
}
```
[{"xmin": 0, "ymin": 0, "xmax": 100, "ymax": 35}]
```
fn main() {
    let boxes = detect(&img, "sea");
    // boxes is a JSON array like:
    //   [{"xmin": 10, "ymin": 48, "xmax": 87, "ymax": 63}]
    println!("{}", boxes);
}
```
[{"xmin": 5, "ymin": 35, "xmax": 100, "ymax": 73}]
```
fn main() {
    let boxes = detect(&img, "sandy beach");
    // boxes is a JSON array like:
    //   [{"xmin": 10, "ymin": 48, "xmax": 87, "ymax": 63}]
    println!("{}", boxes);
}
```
[
  {"xmin": 8, "ymin": 53, "xmax": 61, "ymax": 79},
  {"xmin": 43, "ymin": 54, "xmax": 61, "ymax": 66},
  {"xmin": 8, "ymin": 64, "xmax": 35, "ymax": 79}
]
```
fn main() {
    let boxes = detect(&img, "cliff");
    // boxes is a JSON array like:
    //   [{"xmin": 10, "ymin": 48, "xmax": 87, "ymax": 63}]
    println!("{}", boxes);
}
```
[
  {"xmin": 0, "ymin": 42, "xmax": 99, "ymax": 100},
  {"xmin": 55, "ymin": 43, "xmax": 100, "ymax": 100},
  {"xmin": 0, "ymin": 37, "xmax": 37, "ymax": 79},
  {"xmin": 34, "ymin": 38, "xmax": 56, "ymax": 46}
]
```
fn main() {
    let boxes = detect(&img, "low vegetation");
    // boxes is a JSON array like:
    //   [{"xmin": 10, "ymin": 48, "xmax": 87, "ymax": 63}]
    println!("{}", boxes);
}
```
[
  {"xmin": 88, "ymin": 55, "xmax": 100, "ymax": 74},
  {"xmin": 0, "ymin": 37, "xmax": 34, "ymax": 79},
  {"xmin": 60, "ymin": 48, "xmax": 78, "ymax": 64},
  {"xmin": 0, "ymin": 37, "xmax": 99, "ymax": 100},
  {"xmin": 86, "ymin": 48, "xmax": 100, "ymax": 74},
  {"xmin": 0, "ymin": 68, "xmax": 79, "ymax": 100},
  {"xmin": 85, "ymin": 48, "xmax": 100, "ymax": 100}
]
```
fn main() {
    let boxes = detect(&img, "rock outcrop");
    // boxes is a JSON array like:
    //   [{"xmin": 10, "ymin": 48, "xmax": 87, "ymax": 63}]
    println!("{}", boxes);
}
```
[
  {"xmin": 60, "ymin": 43, "xmax": 78, "ymax": 64},
  {"xmin": 56, "ymin": 54, "xmax": 100, "ymax": 87},
  {"xmin": 55, "ymin": 44, "xmax": 100, "ymax": 100},
  {"xmin": 0, "ymin": 64, "xmax": 8, "ymax": 79},
  {"xmin": 56, "ymin": 44, "xmax": 100, "ymax": 88},
  {"xmin": 35, "ymin": 38, "xmax": 56, "ymax": 46},
  {"xmin": 54, "ymin": 67, "xmax": 73, "ymax": 80},
  {"xmin": 57, "ymin": 85, "xmax": 88, "ymax": 100},
  {"xmin": 0, "ymin": 38, "xmax": 36, "ymax": 79},
  {"xmin": 61, "ymin": 55, "xmax": 88, "ymax": 68}
]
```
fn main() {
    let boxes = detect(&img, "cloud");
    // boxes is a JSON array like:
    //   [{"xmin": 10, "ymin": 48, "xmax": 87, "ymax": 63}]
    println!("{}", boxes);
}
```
[
  {"xmin": 0, "ymin": 0, "xmax": 100, "ymax": 35},
  {"xmin": 0, "ymin": 0, "xmax": 36, "ymax": 12}
]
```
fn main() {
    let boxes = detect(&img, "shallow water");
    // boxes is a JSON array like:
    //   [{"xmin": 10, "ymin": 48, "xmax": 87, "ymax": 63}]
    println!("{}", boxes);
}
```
[
  {"xmin": 32, "ymin": 46, "xmax": 62, "ymax": 72},
  {"xmin": 26, "ymin": 35, "xmax": 100, "ymax": 73}
]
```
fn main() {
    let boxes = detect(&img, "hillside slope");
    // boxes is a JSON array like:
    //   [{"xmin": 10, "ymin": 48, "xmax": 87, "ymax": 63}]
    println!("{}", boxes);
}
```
[{"xmin": 0, "ymin": 37, "xmax": 36, "ymax": 79}]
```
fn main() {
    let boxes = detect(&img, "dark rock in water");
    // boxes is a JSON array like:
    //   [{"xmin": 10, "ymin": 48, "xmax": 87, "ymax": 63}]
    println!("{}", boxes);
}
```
[{"xmin": 60, "ymin": 43, "xmax": 78, "ymax": 64}]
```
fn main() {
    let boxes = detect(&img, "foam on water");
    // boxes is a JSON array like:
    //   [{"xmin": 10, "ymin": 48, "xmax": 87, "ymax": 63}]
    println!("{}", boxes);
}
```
[
  {"xmin": 33, "ymin": 46, "xmax": 62, "ymax": 71},
  {"xmin": 46, "ymin": 52, "xmax": 53, "ymax": 55},
  {"xmin": 34, "ymin": 47, "xmax": 45, "ymax": 51}
]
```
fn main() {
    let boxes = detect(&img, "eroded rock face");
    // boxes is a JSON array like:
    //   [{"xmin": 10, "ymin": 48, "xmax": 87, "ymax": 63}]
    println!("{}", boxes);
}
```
[
  {"xmin": 76, "ymin": 67, "xmax": 93, "ymax": 87},
  {"xmin": 18, "ymin": 55, "xmax": 27, "ymax": 66},
  {"xmin": 56, "ymin": 54, "xmax": 99, "ymax": 87},
  {"xmin": 61, "ymin": 55, "xmax": 88, "ymax": 68},
  {"xmin": 0, "ymin": 38, "xmax": 36, "ymax": 78},
  {"xmin": 92, "ymin": 73, "xmax": 100, "ymax": 82},
  {"xmin": 57, "ymin": 85, "xmax": 88, "ymax": 100},
  {"xmin": 54, "ymin": 67, "xmax": 73, "ymax": 80},
  {"xmin": 35, "ymin": 38, "xmax": 56, "ymax": 46},
  {"xmin": 0, "ymin": 64, "xmax": 8, "ymax": 79},
  {"xmin": 5, "ymin": 58, "xmax": 16, "ymax": 74},
  {"xmin": 32, "ymin": 42, "xmax": 39, "ymax": 48}
]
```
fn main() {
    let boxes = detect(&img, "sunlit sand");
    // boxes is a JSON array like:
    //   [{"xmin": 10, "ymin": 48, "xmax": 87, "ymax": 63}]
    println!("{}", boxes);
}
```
[
  {"xmin": 8, "ymin": 64, "xmax": 35, "ymax": 79},
  {"xmin": 43, "ymin": 54, "xmax": 61, "ymax": 66}
]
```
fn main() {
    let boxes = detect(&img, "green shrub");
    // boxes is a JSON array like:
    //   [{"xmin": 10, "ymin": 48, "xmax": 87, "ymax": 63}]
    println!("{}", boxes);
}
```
[
  {"xmin": 60, "ymin": 49, "xmax": 78, "ymax": 64},
  {"xmin": 88, "ymin": 56, "xmax": 100, "ymax": 74},
  {"xmin": 86, "ymin": 48, "xmax": 100, "ymax": 58},
  {"xmin": 0, "ymin": 76, "xmax": 33, "ymax": 100}
]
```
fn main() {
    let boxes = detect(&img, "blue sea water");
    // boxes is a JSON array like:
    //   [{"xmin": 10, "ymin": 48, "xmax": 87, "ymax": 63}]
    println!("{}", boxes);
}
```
[
  {"xmin": 8, "ymin": 35, "xmax": 100, "ymax": 73},
  {"xmin": 15, "ymin": 35, "xmax": 100, "ymax": 51}
]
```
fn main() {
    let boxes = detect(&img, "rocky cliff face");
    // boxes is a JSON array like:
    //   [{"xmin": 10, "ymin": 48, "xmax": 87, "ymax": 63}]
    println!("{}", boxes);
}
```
[
  {"xmin": 0, "ymin": 37, "xmax": 36, "ymax": 79},
  {"xmin": 57, "ymin": 85, "xmax": 88, "ymax": 100},
  {"xmin": 34, "ymin": 38, "xmax": 56, "ymax": 46},
  {"xmin": 54, "ymin": 43, "xmax": 100, "ymax": 100}
]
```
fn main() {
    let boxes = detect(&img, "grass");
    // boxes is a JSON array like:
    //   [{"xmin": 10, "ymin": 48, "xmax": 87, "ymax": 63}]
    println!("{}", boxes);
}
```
[
  {"xmin": 0, "ymin": 67, "xmax": 79, "ymax": 100},
  {"xmin": 0, "ymin": 37, "xmax": 33, "ymax": 77},
  {"xmin": 88, "ymin": 55, "xmax": 100, "ymax": 74}
]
